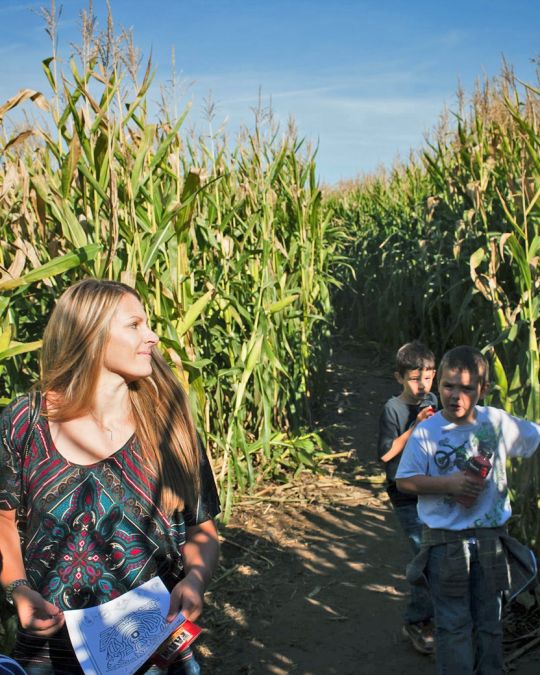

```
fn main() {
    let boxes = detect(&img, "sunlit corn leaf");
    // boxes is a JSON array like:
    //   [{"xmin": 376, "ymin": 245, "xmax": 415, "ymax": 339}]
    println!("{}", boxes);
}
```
[
  {"xmin": 0, "ymin": 244, "xmax": 101, "ymax": 291},
  {"xmin": 0, "ymin": 340, "xmax": 42, "ymax": 361}
]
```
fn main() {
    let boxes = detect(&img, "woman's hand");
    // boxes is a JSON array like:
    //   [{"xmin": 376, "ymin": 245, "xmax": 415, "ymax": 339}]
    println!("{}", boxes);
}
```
[
  {"xmin": 166, "ymin": 519, "xmax": 220, "ymax": 623},
  {"xmin": 167, "ymin": 573, "xmax": 205, "ymax": 623},
  {"xmin": 14, "ymin": 586, "xmax": 64, "ymax": 637}
]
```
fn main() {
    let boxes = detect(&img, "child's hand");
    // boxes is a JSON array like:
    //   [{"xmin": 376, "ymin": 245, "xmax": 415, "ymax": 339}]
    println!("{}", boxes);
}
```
[
  {"xmin": 416, "ymin": 405, "xmax": 435, "ymax": 424},
  {"xmin": 446, "ymin": 471, "xmax": 484, "ymax": 500}
]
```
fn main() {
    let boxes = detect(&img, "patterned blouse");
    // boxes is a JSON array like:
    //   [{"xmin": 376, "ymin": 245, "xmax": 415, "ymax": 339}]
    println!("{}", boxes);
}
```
[{"xmin": 0, "ymin": 394, "xmax": 220, "ymax": 669}]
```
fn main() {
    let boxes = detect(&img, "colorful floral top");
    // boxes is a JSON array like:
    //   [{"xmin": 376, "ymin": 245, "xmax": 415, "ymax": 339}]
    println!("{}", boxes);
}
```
[{"xmin": 0, "ymin": 394, "xmax": 220, "ymax": 668}]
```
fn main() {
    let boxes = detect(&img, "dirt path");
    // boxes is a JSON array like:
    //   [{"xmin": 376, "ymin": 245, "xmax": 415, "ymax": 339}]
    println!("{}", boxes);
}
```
[{"xmin": 198, "ymin": 344, "xmax": 540, "ymax": 674}]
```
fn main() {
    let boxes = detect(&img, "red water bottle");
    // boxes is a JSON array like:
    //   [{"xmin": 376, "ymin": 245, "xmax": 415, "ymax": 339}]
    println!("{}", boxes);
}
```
[
  {"xmin": 419, "ymin": 396, "xmax": 436, "ymax": 414},
  {"xmin": 456, "ymin": 444, "xmax": 493, "ymax": 507}
]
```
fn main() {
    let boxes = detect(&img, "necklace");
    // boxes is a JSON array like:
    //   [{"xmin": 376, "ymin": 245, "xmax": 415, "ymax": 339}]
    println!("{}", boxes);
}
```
[{"xmin": 90, "ymin": 413, "xmax": 114, "ymax": 441}]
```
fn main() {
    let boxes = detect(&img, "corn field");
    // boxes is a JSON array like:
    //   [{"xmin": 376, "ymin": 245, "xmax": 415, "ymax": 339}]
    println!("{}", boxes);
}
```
[
  {"xmin": 330, "ymin": 68, "xmax": 540, "ymax": 552},
  {"xmin": 0, "ymin": 35, "xmax": 347, "ymax": 532},
  {"xmin": 0, "ymin": 5, "xmax": 539, "ymax": 561}
]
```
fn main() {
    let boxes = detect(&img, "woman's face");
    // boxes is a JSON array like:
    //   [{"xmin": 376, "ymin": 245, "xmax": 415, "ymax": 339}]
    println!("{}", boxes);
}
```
[{"xmin": 102, "ymin": 293, "xmax": 159, "ymax": 382}]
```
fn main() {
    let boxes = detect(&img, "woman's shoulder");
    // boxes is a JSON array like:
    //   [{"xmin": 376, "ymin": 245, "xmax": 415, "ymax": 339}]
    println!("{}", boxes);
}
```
[
  {"xmin": 1, "ymin": 393, "xmax": 41, "ymax": 436},
  {"xmin": 2, "ymin": 394, "xmax": 30, "ymax": 420}
]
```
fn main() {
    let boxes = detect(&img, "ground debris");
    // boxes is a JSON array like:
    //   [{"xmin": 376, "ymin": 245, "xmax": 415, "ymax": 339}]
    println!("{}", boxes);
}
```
[{"xmin": 503, "ymin": 596, "xmax": 540, "ymax": 670}]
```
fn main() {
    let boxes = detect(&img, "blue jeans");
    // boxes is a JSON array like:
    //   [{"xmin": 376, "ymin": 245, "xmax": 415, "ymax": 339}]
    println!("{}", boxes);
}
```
[
  {"xmin": 136, "ymin": 647, "xmax": 201, "ymax": 675},
  {"xmin": 393, "ymin": 503, "xmax": 433, "ymax": 624},
  {"xmin": 427, "ymin": 541, "xmax": 503, "ymax": 674},
  {"xmin": 144, "ymin": 655, "xmax": 201, "ymax": 675}
]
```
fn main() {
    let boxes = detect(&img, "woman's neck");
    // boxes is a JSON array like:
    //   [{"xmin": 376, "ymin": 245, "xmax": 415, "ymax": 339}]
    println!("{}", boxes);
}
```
[{"xmin": 90, "ymin": 375, "xmax": 133, "ymax": 430}]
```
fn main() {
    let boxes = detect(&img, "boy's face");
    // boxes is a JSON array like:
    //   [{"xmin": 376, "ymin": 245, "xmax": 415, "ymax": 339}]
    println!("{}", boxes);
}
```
[
  {"xmin": 396, "ymin": 367, "xmax": 435, "ymax": 404},
  {"xmin": 438, "ymin": 367, "xmax": 486, "ymax": 425}
]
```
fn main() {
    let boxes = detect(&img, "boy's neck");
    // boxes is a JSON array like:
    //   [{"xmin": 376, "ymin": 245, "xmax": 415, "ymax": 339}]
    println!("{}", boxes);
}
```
[{"xmin": 441, "ymin": 407, "xmax": 478, "ymax": 425}]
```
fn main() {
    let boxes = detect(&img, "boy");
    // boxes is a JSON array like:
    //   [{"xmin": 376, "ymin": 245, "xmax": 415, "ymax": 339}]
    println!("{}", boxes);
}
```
[
  {"xmin": 396, "ymin": 346, "xmax": 540, "ymax": 674},
  {"xmin": 378, "ymin": 341, "xmax": 437, "ymax": 654}
]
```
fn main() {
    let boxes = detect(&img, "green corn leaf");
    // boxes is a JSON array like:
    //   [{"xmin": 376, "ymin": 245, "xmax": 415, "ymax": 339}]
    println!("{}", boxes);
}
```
[
  {"xmin": 61, "ymin": 132, "xmax": 81, "ymax": 198},
  {"xmin": 148, "ymin": 113, "xmax": 188, "ymax": 172},
  {"xmin": 0, "ymin": 326, "xmax": 12, "ymax": 351},
  {"xmin": 50, "ymin": 199, "xmax": 88, "ymax": 248},
  {"xmin": 76, "ymin": 162, "xmax": 108, "ymax": 201},
  {"xmin": 141, "ymin": 222, "xmax": 175, "ymax": 274},
  {"xmin": 130, "ymin": 125, "xmax": 155, "ymax": 199},
  {"xmin": 491, "ymin": 352, "xmax": 510, "ymax": 410},
  {"xmin": 233, "ymin": 333, "xmax": 264, "ymax": 417},
  {"xmin": 0, "ymin": 340, "xmax": 42, "ymax": 361},
  {"xmin": 0, "ymin": 244, "xmax": 101, "ymax": 291},
  {"xmin": 176, "ymin": 170, "xmax": 202, "ymax": 236},
  {"xmin": 41, "ymin": 57, "xmax": 57, "ymax": 92}
]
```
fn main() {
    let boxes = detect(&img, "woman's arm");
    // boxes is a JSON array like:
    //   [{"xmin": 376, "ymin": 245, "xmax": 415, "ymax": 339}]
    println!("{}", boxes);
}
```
[
  {"xmin": 0, "ymin": 509, "xmax": 26, "ymax": 587},
  {"xmin": 0, "ymin": 509, "xmax": 64, "ymax": 636},
  {"xmin": 167, "ymin": 518, "xmax": 220, "ymax": 622}
]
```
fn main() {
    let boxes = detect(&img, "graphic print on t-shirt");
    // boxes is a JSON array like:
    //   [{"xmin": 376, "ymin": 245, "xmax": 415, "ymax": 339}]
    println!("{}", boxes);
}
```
[
  {"xmin": 434, "ymin": 422, "xmax": 501, "ymax": 474},
  {"xmin": 434, "ymin": 438, "xmax": 470, "ymax": 471},
  {"xmin": 396, "ymin": 406, "xmax": 540, "ymax": 531}
]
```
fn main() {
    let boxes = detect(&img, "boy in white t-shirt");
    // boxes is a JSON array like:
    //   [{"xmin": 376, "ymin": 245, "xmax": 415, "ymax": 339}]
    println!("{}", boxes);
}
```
[{"xmin": 396, "ymin": 346, "xmax": 540, "ymax": 674}]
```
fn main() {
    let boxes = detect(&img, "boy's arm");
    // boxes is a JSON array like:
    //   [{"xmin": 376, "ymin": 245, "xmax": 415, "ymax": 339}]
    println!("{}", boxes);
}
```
[
  {"xmin": 396, "ymin": 422, "xmax": 484, "ymax": 500},
  {"xmin": 503, "ymin": 413, "xmax": 540, "ymax": 459},
  {"xmin": 380, "ymin": 428, "xmax": 413, "ymax": 463},
  {"xmin": 397, "ymin": 472, "xmax": 485, "ymax": 499},
  {"xmin": 379, "ymin": 405, "xmax": 434, "ymax": 463}
]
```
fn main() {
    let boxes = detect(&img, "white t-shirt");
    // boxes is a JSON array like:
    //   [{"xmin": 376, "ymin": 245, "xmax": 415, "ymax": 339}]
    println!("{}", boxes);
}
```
[{"xmin": 396, "ymin": 406, "xmax": 540, "ymax": 530}]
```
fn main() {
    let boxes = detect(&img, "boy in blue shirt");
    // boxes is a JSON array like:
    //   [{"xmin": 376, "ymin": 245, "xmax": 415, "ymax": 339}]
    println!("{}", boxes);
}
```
[
  {"xmin": 378, "ymin": 341, "xmax": 437, "ymax": 654},
  {"xmin": 396, "ymin": 346, "xmax": 540, "ymax": 674}
]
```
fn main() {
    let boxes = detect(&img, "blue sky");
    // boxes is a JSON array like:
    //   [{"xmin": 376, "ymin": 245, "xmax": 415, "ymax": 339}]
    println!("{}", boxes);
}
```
[{"xmin": 0, "ymin": 0, "xmax": 539, "ymax": 184}]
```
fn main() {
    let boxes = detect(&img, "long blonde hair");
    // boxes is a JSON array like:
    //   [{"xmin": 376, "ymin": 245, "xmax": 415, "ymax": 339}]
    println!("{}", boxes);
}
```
[{"xmin": 40, "ymin": 278, "xmax": 200, "ymax": 514}]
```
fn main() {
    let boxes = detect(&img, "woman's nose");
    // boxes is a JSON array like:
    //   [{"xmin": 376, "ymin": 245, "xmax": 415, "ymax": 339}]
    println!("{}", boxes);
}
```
[{"xmin": 145, "ymin": 328, "xmax": 159, "ymax": 344}]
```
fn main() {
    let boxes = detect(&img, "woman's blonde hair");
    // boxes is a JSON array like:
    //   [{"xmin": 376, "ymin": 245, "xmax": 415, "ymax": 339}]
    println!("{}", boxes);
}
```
[{"xmin": 40, "ymin": 278, "xmax": 200, "ymax": 514}]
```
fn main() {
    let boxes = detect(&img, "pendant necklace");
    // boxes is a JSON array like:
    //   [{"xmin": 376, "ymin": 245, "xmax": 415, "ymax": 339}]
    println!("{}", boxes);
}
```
[{"xmin": 91, "ymin": 412, "xmax": 114, "ymax": 441}]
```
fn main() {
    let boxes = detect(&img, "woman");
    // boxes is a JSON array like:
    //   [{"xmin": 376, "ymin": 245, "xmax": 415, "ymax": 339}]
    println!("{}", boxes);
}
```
[{"xmin": 0, "ymin": 279, "xmax": 220, "ymax": 674}]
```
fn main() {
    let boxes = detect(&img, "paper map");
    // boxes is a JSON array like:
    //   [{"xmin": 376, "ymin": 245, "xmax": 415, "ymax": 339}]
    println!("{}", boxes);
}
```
[{"xmin": 64, "ymin": 577, "xmax": 187, "ymax": 675}]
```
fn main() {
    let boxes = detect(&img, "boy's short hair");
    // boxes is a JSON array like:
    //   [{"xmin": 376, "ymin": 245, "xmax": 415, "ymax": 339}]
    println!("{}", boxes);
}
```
[
  {"xmin": 396, "ymin": 341, "xmax": 435, "ymax": 376},
  {"xmin": 438, "ymin": 345, "xmax": 489, "ymax": 386}
]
